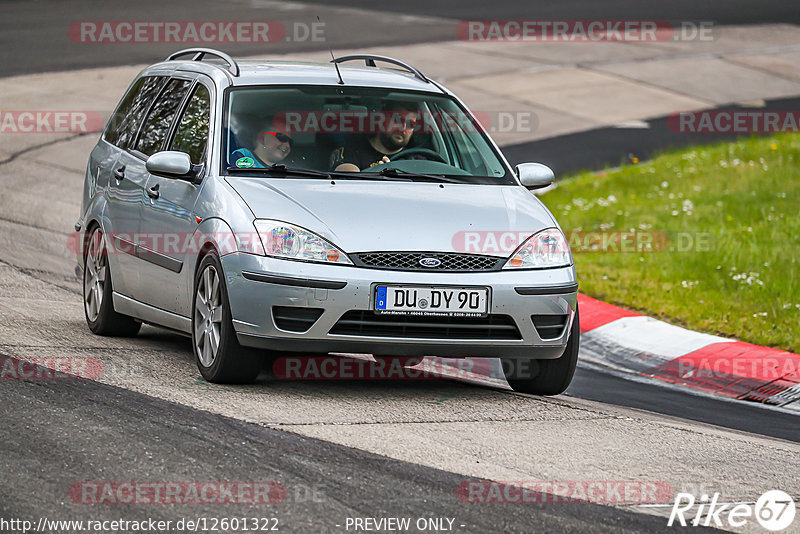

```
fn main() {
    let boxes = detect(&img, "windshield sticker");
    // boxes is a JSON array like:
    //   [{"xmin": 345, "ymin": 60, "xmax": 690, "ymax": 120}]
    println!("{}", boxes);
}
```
[{"xmin": 235, "ymin": 156, "xmax": 255, "ymax": 168}]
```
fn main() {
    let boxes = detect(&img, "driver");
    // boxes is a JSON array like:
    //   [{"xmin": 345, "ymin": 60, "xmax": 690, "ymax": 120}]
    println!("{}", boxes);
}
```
[
  {"xmin": 231, "ymin": 117, "xmax": 293, "ymax": 168},
  {"xmin": 332, "ymin": 100, "xmax": 423, "ymax": 172}
]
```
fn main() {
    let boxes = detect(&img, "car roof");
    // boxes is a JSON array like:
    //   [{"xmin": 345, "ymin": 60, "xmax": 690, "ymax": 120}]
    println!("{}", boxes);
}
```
[
  {"xmin": 233, "ymin": 60, "xmax": 443, "ymax": 92},
  {"xmin": 143, "ymin": 55, "xmax": 448, "ymax": 95}
]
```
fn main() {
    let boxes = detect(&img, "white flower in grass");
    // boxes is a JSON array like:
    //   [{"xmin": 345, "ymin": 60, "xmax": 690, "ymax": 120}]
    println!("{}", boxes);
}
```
[{"xmin": 731, "ymin": 272, "xmax": 764, "ymax": 286}]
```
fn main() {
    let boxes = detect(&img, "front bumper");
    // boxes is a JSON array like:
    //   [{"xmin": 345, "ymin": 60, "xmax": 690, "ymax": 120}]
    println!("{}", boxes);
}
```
[{"xmin": 222, "ymin": 253, "xmax": 578, "ymax": 359}]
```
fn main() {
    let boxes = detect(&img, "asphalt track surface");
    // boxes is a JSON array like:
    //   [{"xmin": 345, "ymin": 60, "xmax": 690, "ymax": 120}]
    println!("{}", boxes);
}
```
[
  {"xmin": 567, "ymin": 367, "xmax": 800, "ymax": 443},
  {"xmin": 0, "ymin": 359, "xmax": 703, "ymax": 534},
  {"xmin": 502, "ymin": 96, "xmax": 800, "ymax": 176},
  {"xmin": 321, "ymin": 0, "xmax": 800, "ymax": 25},
  {"xmin": 2, "ymin": 0, "xmax": 799, "ymax": 77},
  {"xmin": 1, "ymin": 1, "xmax": 798, "ymax": 532}
]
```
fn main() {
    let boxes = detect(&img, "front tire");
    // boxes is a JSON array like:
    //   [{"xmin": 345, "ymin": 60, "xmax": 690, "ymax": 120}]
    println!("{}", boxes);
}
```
[
  {"xmin": 192, "ymin": 253, "xmax": 262, "ymax": 384},
  {"xmin": 83, "ymin": 226, "xmax": 141, "ymax": 337},
  {"xmin": 502, "ymin": 310, "xmax": 579, "ymax": 395}
]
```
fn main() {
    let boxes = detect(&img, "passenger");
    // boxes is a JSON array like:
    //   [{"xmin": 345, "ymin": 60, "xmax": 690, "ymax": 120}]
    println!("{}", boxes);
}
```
[{"xmin": 231, "ymin": 118, "xmax": 293, "ymax": 168}]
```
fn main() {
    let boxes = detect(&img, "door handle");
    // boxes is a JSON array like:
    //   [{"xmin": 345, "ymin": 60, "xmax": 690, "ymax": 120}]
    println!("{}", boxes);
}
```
[
  {"xmin": 112, "ymin": 166, "xmax": 126, "ymax": 181},
  {"xmin": 146, "ymin": 183, "xmax": 160, "ymax": 199}
]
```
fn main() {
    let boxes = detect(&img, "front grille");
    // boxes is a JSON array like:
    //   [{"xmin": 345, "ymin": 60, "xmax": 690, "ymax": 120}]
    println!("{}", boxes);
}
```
[
  {"xmin": 531, "ymin": 315, "xmax": 568, "ymax": 339},
  {"xmin": 272, "ymin": 306, "xmax": 324, "ymax": 333},
  {"xmin": 329, "ymin": 311, "xmax": 521, "ymax": 340},
  {"xmin": 350, "ymin": 252, "xmax": 502, "ymax": 272}
]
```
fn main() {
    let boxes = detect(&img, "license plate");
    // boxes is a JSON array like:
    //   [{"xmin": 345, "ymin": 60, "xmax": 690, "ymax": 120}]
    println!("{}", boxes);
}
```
[{"xmin": 374, "ymin": 286, "xmax": 489, "ymax": 317}]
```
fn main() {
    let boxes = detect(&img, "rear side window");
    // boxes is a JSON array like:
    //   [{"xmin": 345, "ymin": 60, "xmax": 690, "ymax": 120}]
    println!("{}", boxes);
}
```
[
  {"xmin": 169, "ymin": 84, "xmax": 211, "ymax": 164},
  {"xmin": 135, "ymin": 78, "xmax": 192, "ymax": 156},
  {"xmin": 104, "ymin": 76, "xmax": 166, "ymax": 149}
]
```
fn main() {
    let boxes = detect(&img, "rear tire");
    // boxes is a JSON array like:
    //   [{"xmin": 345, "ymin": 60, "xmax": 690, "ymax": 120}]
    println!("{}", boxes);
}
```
[
  {"xmin": 502, "ymin": 310, "xmax": 579, "ymax": 395},
  {"xmin": 83, "ymin": 226, "xmax": 141, "ymax": 337},
  {"xmin": 192, "ymin": 253, "xmax": 262, "ymax": 384}
]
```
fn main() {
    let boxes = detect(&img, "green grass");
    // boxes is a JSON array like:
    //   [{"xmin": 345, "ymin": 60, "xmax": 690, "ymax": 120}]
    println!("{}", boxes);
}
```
[{"xmin": 540, "ymin": 134, "xmax": 800, "ymax": 353}]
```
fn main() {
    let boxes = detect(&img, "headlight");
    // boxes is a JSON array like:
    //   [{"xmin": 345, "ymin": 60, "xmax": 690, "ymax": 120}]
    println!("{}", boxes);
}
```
[
  {"xmin": 503, "ymin": 228, "xmax": 572, "ymax": 269},
  {"xmin": 253, "ymin": 220, "xmax": 352, "ymax": 265}
]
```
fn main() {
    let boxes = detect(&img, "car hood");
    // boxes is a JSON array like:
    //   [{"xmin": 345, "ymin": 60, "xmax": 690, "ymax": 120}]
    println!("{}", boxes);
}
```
[{"xmin": 225, "ymin": 177, "xmax": 557, "ymax": 256}]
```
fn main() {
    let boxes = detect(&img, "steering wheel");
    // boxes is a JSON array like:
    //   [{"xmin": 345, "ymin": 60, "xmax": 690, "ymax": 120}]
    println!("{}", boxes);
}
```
[{"xmin": 390, "ymin": 147, "xmax": 447, "ymax": 163}]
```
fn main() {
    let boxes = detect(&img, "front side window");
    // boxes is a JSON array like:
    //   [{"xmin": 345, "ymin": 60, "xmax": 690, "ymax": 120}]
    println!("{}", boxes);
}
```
[
  {"xmin": 169, "ymin": 84, "xmax": 211, "ymax": 165},
  {"xmin": 104, "ymin": 76, "xmax": 166, "ymax": 149},
  {"xmin": 135, "ymin": 78, "xmax": 192, "ymax": 157},
  {"xmin": 223, "ymin": 85, "xmax": 513, "ymax": 184}
]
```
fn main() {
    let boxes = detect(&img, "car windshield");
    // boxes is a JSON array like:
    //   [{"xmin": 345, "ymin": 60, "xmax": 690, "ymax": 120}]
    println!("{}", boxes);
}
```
[{"xmin": 222, "ymin": 85, "xmax": 514, "ymax": 184}]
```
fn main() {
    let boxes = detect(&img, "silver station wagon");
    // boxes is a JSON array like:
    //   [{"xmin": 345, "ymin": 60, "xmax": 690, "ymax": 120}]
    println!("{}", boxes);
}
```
[{"xmin": 77, "ymin": 48, "xmax": 579, "ymax": 394}]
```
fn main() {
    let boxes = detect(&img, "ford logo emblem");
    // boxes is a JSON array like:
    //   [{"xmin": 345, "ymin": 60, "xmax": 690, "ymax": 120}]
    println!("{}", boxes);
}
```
[{"xmin": 419, "ymin": 257, "xmax": 441, "ymax": 268}]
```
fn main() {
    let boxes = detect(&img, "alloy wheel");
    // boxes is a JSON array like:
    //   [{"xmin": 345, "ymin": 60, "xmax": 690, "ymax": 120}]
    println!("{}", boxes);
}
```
[{"xmin": 194, "ymin": 265, "xmax": 223, "ymax": 367}]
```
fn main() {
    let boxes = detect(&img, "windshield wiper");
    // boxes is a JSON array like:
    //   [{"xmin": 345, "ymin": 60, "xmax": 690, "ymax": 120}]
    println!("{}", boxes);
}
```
[
  {"xmin": 326, "ymin": 170, "xmax": 409, "ymax": 182},
  {"xmin": 227, "ymin": 164, "xmax": 464, "ymax": 184},
  {"xmin": 227, "ymin": 163, "xmax": 331, "ymax": 179},
  {"xmin": 372, "ymin": 167, "xmax": 463, "ymax": 184}
]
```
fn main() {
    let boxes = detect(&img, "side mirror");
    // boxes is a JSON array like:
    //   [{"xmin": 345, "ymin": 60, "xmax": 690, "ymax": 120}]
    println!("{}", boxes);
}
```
[
  {"xmin": 146, "ymin": 151, "xmax": 201, "ymax": 183},
  {"xmin": 516, "ymin": 163, "xmax": 554, "ymax": 190}
]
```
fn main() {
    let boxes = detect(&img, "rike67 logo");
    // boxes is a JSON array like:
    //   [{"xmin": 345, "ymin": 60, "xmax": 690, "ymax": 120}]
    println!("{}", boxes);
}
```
[{"xmin": 668, "ymin": 490, "xmax": 796, "ymax": 531}]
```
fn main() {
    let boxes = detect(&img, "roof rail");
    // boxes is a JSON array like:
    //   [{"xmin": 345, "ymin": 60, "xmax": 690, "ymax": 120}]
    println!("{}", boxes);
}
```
[
  {"xmin": 331, "ymin": 54, "xmax": 429, "ymax": 83},
  {"xmin": 166, "ymin": 48, "xmax": 240, "ymax": 76}
]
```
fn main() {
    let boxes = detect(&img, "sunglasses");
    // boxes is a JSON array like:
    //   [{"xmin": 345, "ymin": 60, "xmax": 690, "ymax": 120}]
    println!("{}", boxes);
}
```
[
  {"xmin": 263, "ymin": 131, "xmax": 294, "ymax": 146},
  {"xmin": 400, "ymin": 118, "xmax": 418, "ymax": 131},
  {"xmin": 386, "ymin": 116, "xmax": 418, "ymax": 131}
]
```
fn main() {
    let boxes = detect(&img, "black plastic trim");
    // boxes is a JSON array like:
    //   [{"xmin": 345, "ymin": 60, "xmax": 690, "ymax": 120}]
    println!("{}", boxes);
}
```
[
  {"xmin": 515, "ymin": 283, "xmax": 578, "ymax": 295},
  {"xmin": 242, "ymin": 271, "xmax": 347, "ymax": 290},
  {"xmin": 136, "ymin": 244, "xmax": 183, "ymax": 273},
  {"xmin": 113, "ymin": 236, "xmax": 182, "ymax": 273}
]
